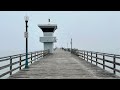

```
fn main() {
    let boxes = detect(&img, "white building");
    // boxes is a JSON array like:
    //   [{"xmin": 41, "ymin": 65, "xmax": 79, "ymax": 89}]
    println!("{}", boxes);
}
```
[{"xmin": 38, "ymin": 24, "xmax": 57, "ymax": 53}]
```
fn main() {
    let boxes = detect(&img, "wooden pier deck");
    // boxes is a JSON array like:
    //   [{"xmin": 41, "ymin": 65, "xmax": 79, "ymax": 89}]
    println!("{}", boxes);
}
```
[{"xmin": 8, "ymin": 49, "xmax": 120, "ymax": 79}]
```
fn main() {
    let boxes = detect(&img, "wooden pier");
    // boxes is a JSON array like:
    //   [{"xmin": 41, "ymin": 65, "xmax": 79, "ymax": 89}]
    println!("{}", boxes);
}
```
[{"xmin": 8, "ymin": 49, "xmax": 120, "ymax": 79}]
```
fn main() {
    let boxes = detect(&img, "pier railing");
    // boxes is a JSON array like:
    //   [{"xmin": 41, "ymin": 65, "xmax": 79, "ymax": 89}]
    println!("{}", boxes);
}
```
[
  {"xmin": 0, "ymin": 50, "xmax": 49, "ymax": 78},
  {"xmin": 65, "ymin": 48, "xmax": 120, "ymax": 75}
]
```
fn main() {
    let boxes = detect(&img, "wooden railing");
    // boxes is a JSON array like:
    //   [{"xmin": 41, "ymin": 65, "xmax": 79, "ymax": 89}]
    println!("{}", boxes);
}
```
[
  {"xmin": 0, "ymin": 50, "xmax": 49, "ymax": 78},
  {"xmin": 68, "ymin": 48, "xmax": 120, "ymax": 75}
]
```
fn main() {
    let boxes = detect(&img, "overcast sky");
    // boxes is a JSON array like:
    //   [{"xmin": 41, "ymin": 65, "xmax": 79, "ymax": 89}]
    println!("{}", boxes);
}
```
[{"xmin": 0, "ymin": 11, "xmax": 120, "ymax": 56}]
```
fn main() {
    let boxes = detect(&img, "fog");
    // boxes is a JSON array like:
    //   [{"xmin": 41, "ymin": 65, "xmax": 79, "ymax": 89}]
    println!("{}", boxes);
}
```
[{"xmin": 0, "ymin": 11, "xmax": 120, "ymax": 57}]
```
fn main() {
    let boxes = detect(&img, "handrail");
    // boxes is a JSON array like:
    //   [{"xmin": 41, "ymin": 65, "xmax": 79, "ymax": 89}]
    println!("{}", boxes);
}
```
[
  {"xmin": 0, "ymin": 50, "xmax": 49, "ymax": 78},
  {"xmin": 64, "ymin": 48, "xmax": 120, "ymax": 75},
  {"xmin": 0, "ymin": 50, "xmax": 42, "ymax": 60}
]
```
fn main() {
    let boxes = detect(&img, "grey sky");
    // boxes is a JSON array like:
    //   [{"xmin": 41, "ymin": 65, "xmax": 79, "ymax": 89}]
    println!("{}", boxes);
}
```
[{"xmin": 0, "ymin": 11, "xmax": 120, "ymax": 56}]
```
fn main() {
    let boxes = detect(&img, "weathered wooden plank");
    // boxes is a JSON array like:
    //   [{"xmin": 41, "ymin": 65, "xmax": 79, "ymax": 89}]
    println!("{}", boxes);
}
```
[{"xmin": 8, "ymin": 49, "xmax": 120, "ymax": 79}]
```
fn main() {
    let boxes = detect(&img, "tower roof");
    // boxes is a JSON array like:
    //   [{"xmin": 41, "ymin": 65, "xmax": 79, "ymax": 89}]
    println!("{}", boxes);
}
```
[{"xmin": 38, "ymin": 24, "xmax": 57, "ymax": 32}]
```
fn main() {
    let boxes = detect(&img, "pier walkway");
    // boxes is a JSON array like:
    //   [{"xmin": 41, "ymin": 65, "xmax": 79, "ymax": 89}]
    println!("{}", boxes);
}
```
[{"xmin": 8, "ymin": 49, "xmax": 120, "ymax": 79}]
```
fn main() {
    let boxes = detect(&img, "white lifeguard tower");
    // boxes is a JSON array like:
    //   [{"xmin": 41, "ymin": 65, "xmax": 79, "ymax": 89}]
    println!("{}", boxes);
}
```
[{"xmin": 38, "ymin": 19, "xmax": 57, "ymax": 53}]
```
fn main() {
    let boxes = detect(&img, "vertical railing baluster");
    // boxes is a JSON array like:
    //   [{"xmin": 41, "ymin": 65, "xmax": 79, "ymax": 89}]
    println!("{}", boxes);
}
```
[
  {"xmin": 43, "ymin": 51, "xmax": 44, "ymax": 57},
  {"xmin": 87, "ymin": 52, "xmax": 88, "ymax": 61},
  {"xmin": 84, "ymin": 51, "xmax": 85, "ymax": 60},
  {"xmin": 42, "ymin": 51, "xmax": 43, "ymax": 58},
  {"xmin": 82, "ymin": 51, "xmax": 84, "ymax": 59},
  {"xmin": 36, "ymin": 52, "xmax": 38, "ymax": 60},
  {"xmin": 36, "ymin": 52, "xmax": 37, "ymax": 60},
  {"xmin": 85, "ymin": 52, "xmax": 86, "ymax": 60},
  {"xmin": 31, "ymin": 52, "xmax": 32, "ymax": 64},
  {"xmin": 113, "ymin": 55, "xmax": 116, "ymax": 74},
  {"xmin": 96, "ymin": 53, "xmax": 97, "ymax": 66},
  {"xmin": 103, "ymin": 54, "xmax": 105, "ymax": 69},
  {"xmin": 34, "ymin": 53, "xmax": 35, "ymax": 61},
  {"xmin": 10, "ymin": 56, "xmax": 12, "ymax": 75},
  {"xmin": 34, "ymin": 52, "xmax": 36, "ymax": 61},
  {"xmin": 38, "ymin": 52, "xmax": 40, "ymax": 59},
  {"xmin": 40, "ymin": 52, "xmax": 41, "ymax": 58},
  {"xmin": 91, "ymin": 52, "xmax": 92, "ymax": 63},
  {"xmin": 78, "ymin": 51, "xmax": 79, "ymax": 57},
  {"xmin": 20, "ymin": 54, "xmax": 21, "ymax": 70},
  {"xmin": 40, "ymin": 51, "xmax": 41, "ymax": 58},
  {"xmin": 78, "ymin": 51, "xmax": 80, "ymax": 57},
  {"xmin": 27, "ymin": 54, "xmax": 29, "ymax": 66},
  {"xmin": 33, "ymin": 52, "xmax": 35, "ymax": 62},
  {"xmin": 80, "ymin": 51, "xmax": 81, "ymax": 58},
  {"xmin": 41, "ymin": 51, "xmax": 43, "ymax": 58},
  {"xmin": 79, "ymin": 51, "xmax": 83, "ymax": 59},
  {"xmin": 37, "ymin": 52, "xmax": 38, "ymax": 60},
  {"xmin": 39, "ymin": 52, "xmax": 40, "ymax": 58},
  {"xmin": 37, "ymin": 52, "xmax": 39, "ymax": 60},
  {"xmin": 44, "ymin": 50, "xmax": 46, "ymax": 56},
  {"xmin": 45, "ymin": 51, "xmax": 46, "ymax": 56}
]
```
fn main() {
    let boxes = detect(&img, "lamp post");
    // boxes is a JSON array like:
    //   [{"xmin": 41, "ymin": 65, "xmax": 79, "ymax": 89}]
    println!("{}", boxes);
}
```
[
  {"xmin": 71, "ymin": 38, "xmax": 72, "ymax": 53},
  {"xmin": 24, "ymin": 16, "xmax": 29, "ymax": 68}
]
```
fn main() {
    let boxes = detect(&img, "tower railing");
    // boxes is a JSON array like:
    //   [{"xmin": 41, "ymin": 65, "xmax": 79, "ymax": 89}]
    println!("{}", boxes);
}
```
[
  {"xmin": 0, "ymin": 50, "xmax": 49, "ymax": 78},
  {"xmin": 66, "ymin": 48, "xmax": 120, "ymax": 75}
]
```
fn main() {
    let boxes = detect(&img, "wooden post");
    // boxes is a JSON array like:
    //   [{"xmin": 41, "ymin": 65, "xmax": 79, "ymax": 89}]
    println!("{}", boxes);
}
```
[
  {"xmin": 35, "ymin": 53, "xmax": 37, "ymax": 60},
  {"xmin": 103, "ymin": 54, "xmax": 105, "ymax": 69},
  {"xmin": 87, "ymin": 52, "xmax": 88, "ymax": 61},
  {"xmin": 37, "ymin": 52, "xmax": 38, "ymax": 60},
  {"xmin": 35, "ymin": 53, "xmax": 37, "ymax": 61},
  {"xmin": 31, "ymin": 53, "xmax": 32, "ymax": 64},
  {"xmin": 82, "ymin": 51, "xmax": 83, "ymax": 59},
  {"xmin": 96, "ymin": 53, "xmax": 98, "ymax": 66},
  {"xmin": 37, "ymin": 52, "xmax": 39, "ymax": 59},
  {"xmin": 71, "ymin": 38, "xmax": 72, "ymax": 53},
  {"xmin": 91, "ymin": 52, "xmax": 92, "ymax": 63},
  {"xmin": 10, "ymin": 56, "xmax": 12, "ymax": 75},
  {"xmin": 20, "ymin": 55, "xmax": 21, "ymax": 70},
  {"xmin": 39, "ymin": 52, "xmax": 41, "ymax": 58},
  {"xmin": 42, "ymin": 51, "xmax": 44, "ymax": 57},
  {"xmin": 113, "ymin": 55, "xmax": 116, "ymax": 74},
  {"xmin": 38, "ymin": 52, "xmax": 39, "ymax": 59},
  {"xmin": 84, "ymin": 51, "xmax": 85, "ymax": 60}
]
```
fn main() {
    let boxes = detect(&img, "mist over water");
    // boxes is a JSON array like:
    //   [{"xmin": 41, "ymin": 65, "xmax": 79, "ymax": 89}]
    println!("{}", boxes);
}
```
[{"xmin": 0, "ymin": 11, "xmax": 120, "ymax": 56}]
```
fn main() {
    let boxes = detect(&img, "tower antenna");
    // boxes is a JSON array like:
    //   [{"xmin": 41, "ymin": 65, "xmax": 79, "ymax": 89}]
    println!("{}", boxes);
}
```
[{"xmin": 48, "ymin": 18, "xmax": 50, "ymax": 24}]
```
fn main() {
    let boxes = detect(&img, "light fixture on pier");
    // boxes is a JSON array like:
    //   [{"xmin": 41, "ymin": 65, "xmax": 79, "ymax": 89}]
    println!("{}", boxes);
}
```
[{"xmin": 24, "ymin": 15, "xmax": 29, "ymax": 69}]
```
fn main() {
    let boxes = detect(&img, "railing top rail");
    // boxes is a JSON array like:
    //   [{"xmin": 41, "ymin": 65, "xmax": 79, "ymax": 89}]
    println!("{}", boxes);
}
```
[
  {"xmin": 73, "ymin": 49, "xmax": 120, "ymax": 58},
  {"xmin": 0, "ymin": 50, "xmax": 43, "ymax": 60}
]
